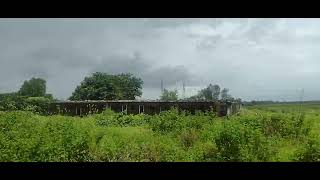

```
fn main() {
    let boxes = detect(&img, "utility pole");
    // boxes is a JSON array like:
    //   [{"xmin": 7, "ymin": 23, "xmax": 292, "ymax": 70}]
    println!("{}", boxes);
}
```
[
  {"xmin": 182, "ymin": 81, "xmax": 186, "ymax": 100},
  {"xmin": 298, "ymin": 88, "xmax": 304, "ymax": 121},
  {"xmin": 161, "ymin": 79, "xmax": 164, "ymax": 93}
]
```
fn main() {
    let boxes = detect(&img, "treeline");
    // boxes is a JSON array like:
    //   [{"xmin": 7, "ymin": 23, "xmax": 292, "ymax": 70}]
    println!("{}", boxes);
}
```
[
  {"xmin": 160, "ymin": 84, "xmax": 242, "ymax": 103},
  {"xmin": 243, "ymin": 101, "xmax": 278, "ymax": 106},
  {"xmin": 0, "ymin": 72, "xmax": 143, "ymax": 113},
  {"xmin": 68, "ymin": 72, "xmax": 241, "ymax": 102},
  {"xmin": 242, "ymin": 101, "xmax": 314, "ymax": 106},
  {"xmin": 1, "ymin": 72, "xmax": 242, "ymax": 113}
]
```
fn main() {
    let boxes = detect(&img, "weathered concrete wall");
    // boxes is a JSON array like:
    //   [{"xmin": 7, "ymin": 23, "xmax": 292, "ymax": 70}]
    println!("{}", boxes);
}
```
[{"xmin": 48, "ymin": 101, "xmax": 241, "ymax": 117}]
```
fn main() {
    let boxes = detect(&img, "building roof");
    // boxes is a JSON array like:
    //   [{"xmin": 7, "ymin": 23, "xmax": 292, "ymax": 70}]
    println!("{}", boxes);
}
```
[{"xmin": 51, "ymin": 100, "xmax": 235, "ymax": 104}]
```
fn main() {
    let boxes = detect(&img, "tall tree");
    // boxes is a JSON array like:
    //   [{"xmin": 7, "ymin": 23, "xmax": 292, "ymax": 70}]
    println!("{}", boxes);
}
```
[
  {"xmin": 220, "ymin": 88, "xmax": 233, "ymax": 101},
  {"xmin": 211, "ymin": 84, "xmax": 221, "ymax": 101},
  {"xmin": 160, "ymin": 89, "xmax": 178, "ymax": 101},
  {"xmin": 116, "ymin": 73, "xmax": 144, "ymax": 100},
  {"xmin": 18, "ymin": 78, "xmax": 46, "ymax": 97},
  {"xmin": 193, "ymin": 84, "xmax": 221, "ymax": 101},
  {"xmin": 69, "ymin": 72, "xmax": 143, "ymax": 100},
  {"xmin": 198, "ymin": 86, "xmax": 211, "ymax": 100}
]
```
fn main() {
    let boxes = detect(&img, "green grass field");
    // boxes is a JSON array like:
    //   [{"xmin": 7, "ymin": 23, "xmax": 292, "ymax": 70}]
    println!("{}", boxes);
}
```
[{"xmin": 1, "ymin": 103, "xmax": 320, "ymax": 162}]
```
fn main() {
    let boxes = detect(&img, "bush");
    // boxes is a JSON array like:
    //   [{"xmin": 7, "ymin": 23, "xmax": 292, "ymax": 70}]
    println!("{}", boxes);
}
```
[
  {"xmin": 214, "ymin": 121, "xmax": 243, "ymax": 161},
  {"xmin": 25, "ymin": 97, "xmax": 52, "ymax": 114},
  {"xmin": 261, "ymin": 113, "xmax": 307, "ymax": 138},
  {"xmin": 179, "ymin": 129, "xmax": 199, "ymax": 149},
  {"xmin": 214, "ymin": 120, "xmax": 274, "ymax": 162},
  {"xmin": 0, "ymin": 95, "xmax": 28, "ymax": 111},
  {"xmin": 0, "ymin": 94, "xmax": 52, "ymax": 114},
  {"xmin": 94, "ymin": 108, "xmax": 147, "ymax": 127},
  {"xmin": 0, "ymin": 103, "xmax": 318, "ymax": 162},
  {"xmin": 294, "ymin": 134, "xmax": 320, "ymax": 162},
  {"xmin": 92, "ymin": 127, "xmax": 186, "ymax": 162},
  {"xmin": 0, "ymin": 112, "xmax": 92, "ymax": 162},
  {"xmin": 149, "ymin": 108, "xmax": 186, "ymax": 133},
  {"xmin": 189, "ymin": 142, "xmax": 219, "ymax": 162}
]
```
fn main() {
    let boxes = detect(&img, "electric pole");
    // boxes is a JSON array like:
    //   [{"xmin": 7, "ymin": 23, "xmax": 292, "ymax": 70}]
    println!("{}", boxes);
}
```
[{"xmin": 298, "ymin": 88, "xmax": 304, "ymax": 121}]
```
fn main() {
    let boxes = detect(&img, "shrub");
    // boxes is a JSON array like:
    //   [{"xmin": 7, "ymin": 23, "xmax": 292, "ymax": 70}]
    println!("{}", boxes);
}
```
[
  {"xmin": 294, "ymin": 134, "xmax": 320, "ymax": 162},
  {"xmin": 214, "ymin": 121, "xmax": 243, "ymax": 161},
  {"xmin": 92, "ymin": 127, "xmax": 186, "ymax": 162},
  {"xmin": 179, "ymin": 129, "xmax": 199, "ymax": 149},
  {"xmin": 214, "ymin": 119, "xmax": 274, "ymax": 162},
  {"xmin": 0, "ymin": 94, "xmax": 52, "ymax": 114},
  {"xmin": 0, "ymin": 112, "xmax": 92, "ymax": 162},
  {"xmin": 0, "ymin": 103, "xmax": 318, "ymax": 162},
  {"xmin": 149, "ymin": 108, "xmax": 186, "ymax": 133},
  {"xmin": 25, "ymin": 97, "xmax": 52, "ymax": 113},
  {"xmin": 190, "ymin": 142, "xmax": 219, "ymax": 162},
  {"xmin": 94, "ymin": 108, "xmax": 147, "ymax": 127},
  {"xmin": 259, "ymin": 112, "xmax": 310, "ymax": 139}
]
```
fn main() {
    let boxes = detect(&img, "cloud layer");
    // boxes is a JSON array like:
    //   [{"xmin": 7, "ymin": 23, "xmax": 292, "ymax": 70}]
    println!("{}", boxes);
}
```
[{"xmin": 0, "ymin": 18, "xmax": 320, "ymax": 101}]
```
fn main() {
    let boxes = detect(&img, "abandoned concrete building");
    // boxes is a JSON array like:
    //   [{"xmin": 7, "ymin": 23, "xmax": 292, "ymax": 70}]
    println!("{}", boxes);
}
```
[{"xmin": 48, "ymin": 100, "xmax": 241, "ymax": 117}]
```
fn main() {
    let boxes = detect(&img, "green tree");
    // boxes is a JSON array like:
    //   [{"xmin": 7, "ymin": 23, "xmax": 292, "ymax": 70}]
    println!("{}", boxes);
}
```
[
  {"xmin": 198, "ymin": 84, "xmax": 221, "ymax": 101},
  {"xmin": 198, "ymin": 88, "xmax": 210, "ymax": 100},
  {"xmin": 211, "ymin": 84, "xmax": 221, "ymax": 100},
  {"xmin": 187, "ymin": 84, "xmax": 221, "ymax": 101},
  {"xmin": 115, "ymin": 73, "xmax": 144, "ymax": 100},
  {"xmin": 220, "ymin": 88, "xmax": 233, "ymax": 101},
  {"xmin": 160, "ymin": 89, "xmax": 178, "ymax": 101},
  {"xmin": 18, "ymin": 78, "xmax": 46, "ymax": 97},
  {"xmin": 69, "ymin": 72, "xmax": 143, "ymax": 100}
]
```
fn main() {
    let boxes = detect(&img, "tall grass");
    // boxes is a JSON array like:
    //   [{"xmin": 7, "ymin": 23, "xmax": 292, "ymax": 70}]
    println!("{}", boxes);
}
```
[{"xmin": 0, "ymin": 103, "xmax": 320, "ymax": 162}]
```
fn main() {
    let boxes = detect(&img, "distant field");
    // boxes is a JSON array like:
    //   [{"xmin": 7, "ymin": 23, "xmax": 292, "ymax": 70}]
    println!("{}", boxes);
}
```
[
  {"xmin": 246, "ymin": 102, "xmax": 320, "ymax": 119},
  {"xmin": 1, "ymin": 103, "xmax": 320, "ymax": 162}
]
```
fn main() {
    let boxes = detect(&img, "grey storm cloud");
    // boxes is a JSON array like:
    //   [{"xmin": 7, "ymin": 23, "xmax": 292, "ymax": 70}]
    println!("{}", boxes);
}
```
[
  {"xmin": 91, "ymin": 52, "xmax": 196, "ymax": 88},
  {"xmin": 1, "ymin": 18, "xmax": 320, "ymax": 101},
  {"xmin": 29, "ymin": 46, "xmax": 94, "ymax": 68}
]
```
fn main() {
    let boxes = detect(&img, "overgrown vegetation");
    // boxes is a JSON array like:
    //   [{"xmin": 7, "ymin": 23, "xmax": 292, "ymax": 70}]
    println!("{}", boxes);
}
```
[
  {"xmin": 1, "ymin": 103, "xmax": 319, "ymax": 162},
  {"xmin": 0, "ymin": 93, "xmax": 53, "ymax": 114},
  {"xmin": 0, "ymin": 77, "xmax": 54, "ymax": 114}
]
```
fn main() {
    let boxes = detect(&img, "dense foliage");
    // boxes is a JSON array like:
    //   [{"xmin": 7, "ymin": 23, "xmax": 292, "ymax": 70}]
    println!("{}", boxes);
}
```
[
  {"xmin": 198, "ymin": 84, "xmax": 220, "ymax": 101},
  {"xmin": 18, "ymin": 78, "xmax": 46, "ymax": 97},
  {"xmin": 69, "ymin": 72, "xmax": 143, "ymax": 101},
  {"xmin": 0, "ymin": 93, "xmax": 53, "ymax": 114},
  {"xmin": 220, "ymin": 88, "xmax": 233, "ymax": 101},
  {"xmin": 187, "ymin": 84, "xmax": 236, "ymax": 101},
  {"xmin": 0, "ymin": 77, "xmax": 54, "ymax": 114},
  {"xmin": 1, "ymin": 103, "xmax": 319, "ymax": 162}
]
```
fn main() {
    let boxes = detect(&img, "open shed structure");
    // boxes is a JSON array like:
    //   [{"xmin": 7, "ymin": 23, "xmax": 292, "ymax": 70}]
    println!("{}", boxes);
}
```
[{"xmin": 48, "ymin": 100, "xmax": 241, "ymax": 117}]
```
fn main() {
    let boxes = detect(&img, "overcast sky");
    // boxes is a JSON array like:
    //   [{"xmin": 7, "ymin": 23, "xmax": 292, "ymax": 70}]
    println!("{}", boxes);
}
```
[{"xmin": 0, "ymin": 18, "xmax": 319, "ymax": 101}]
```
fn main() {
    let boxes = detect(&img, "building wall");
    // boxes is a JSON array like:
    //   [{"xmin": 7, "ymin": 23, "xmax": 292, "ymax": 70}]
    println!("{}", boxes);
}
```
[{"xmin": 47, "ymin": 101, "xmax": 240, "ymax": 117}]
